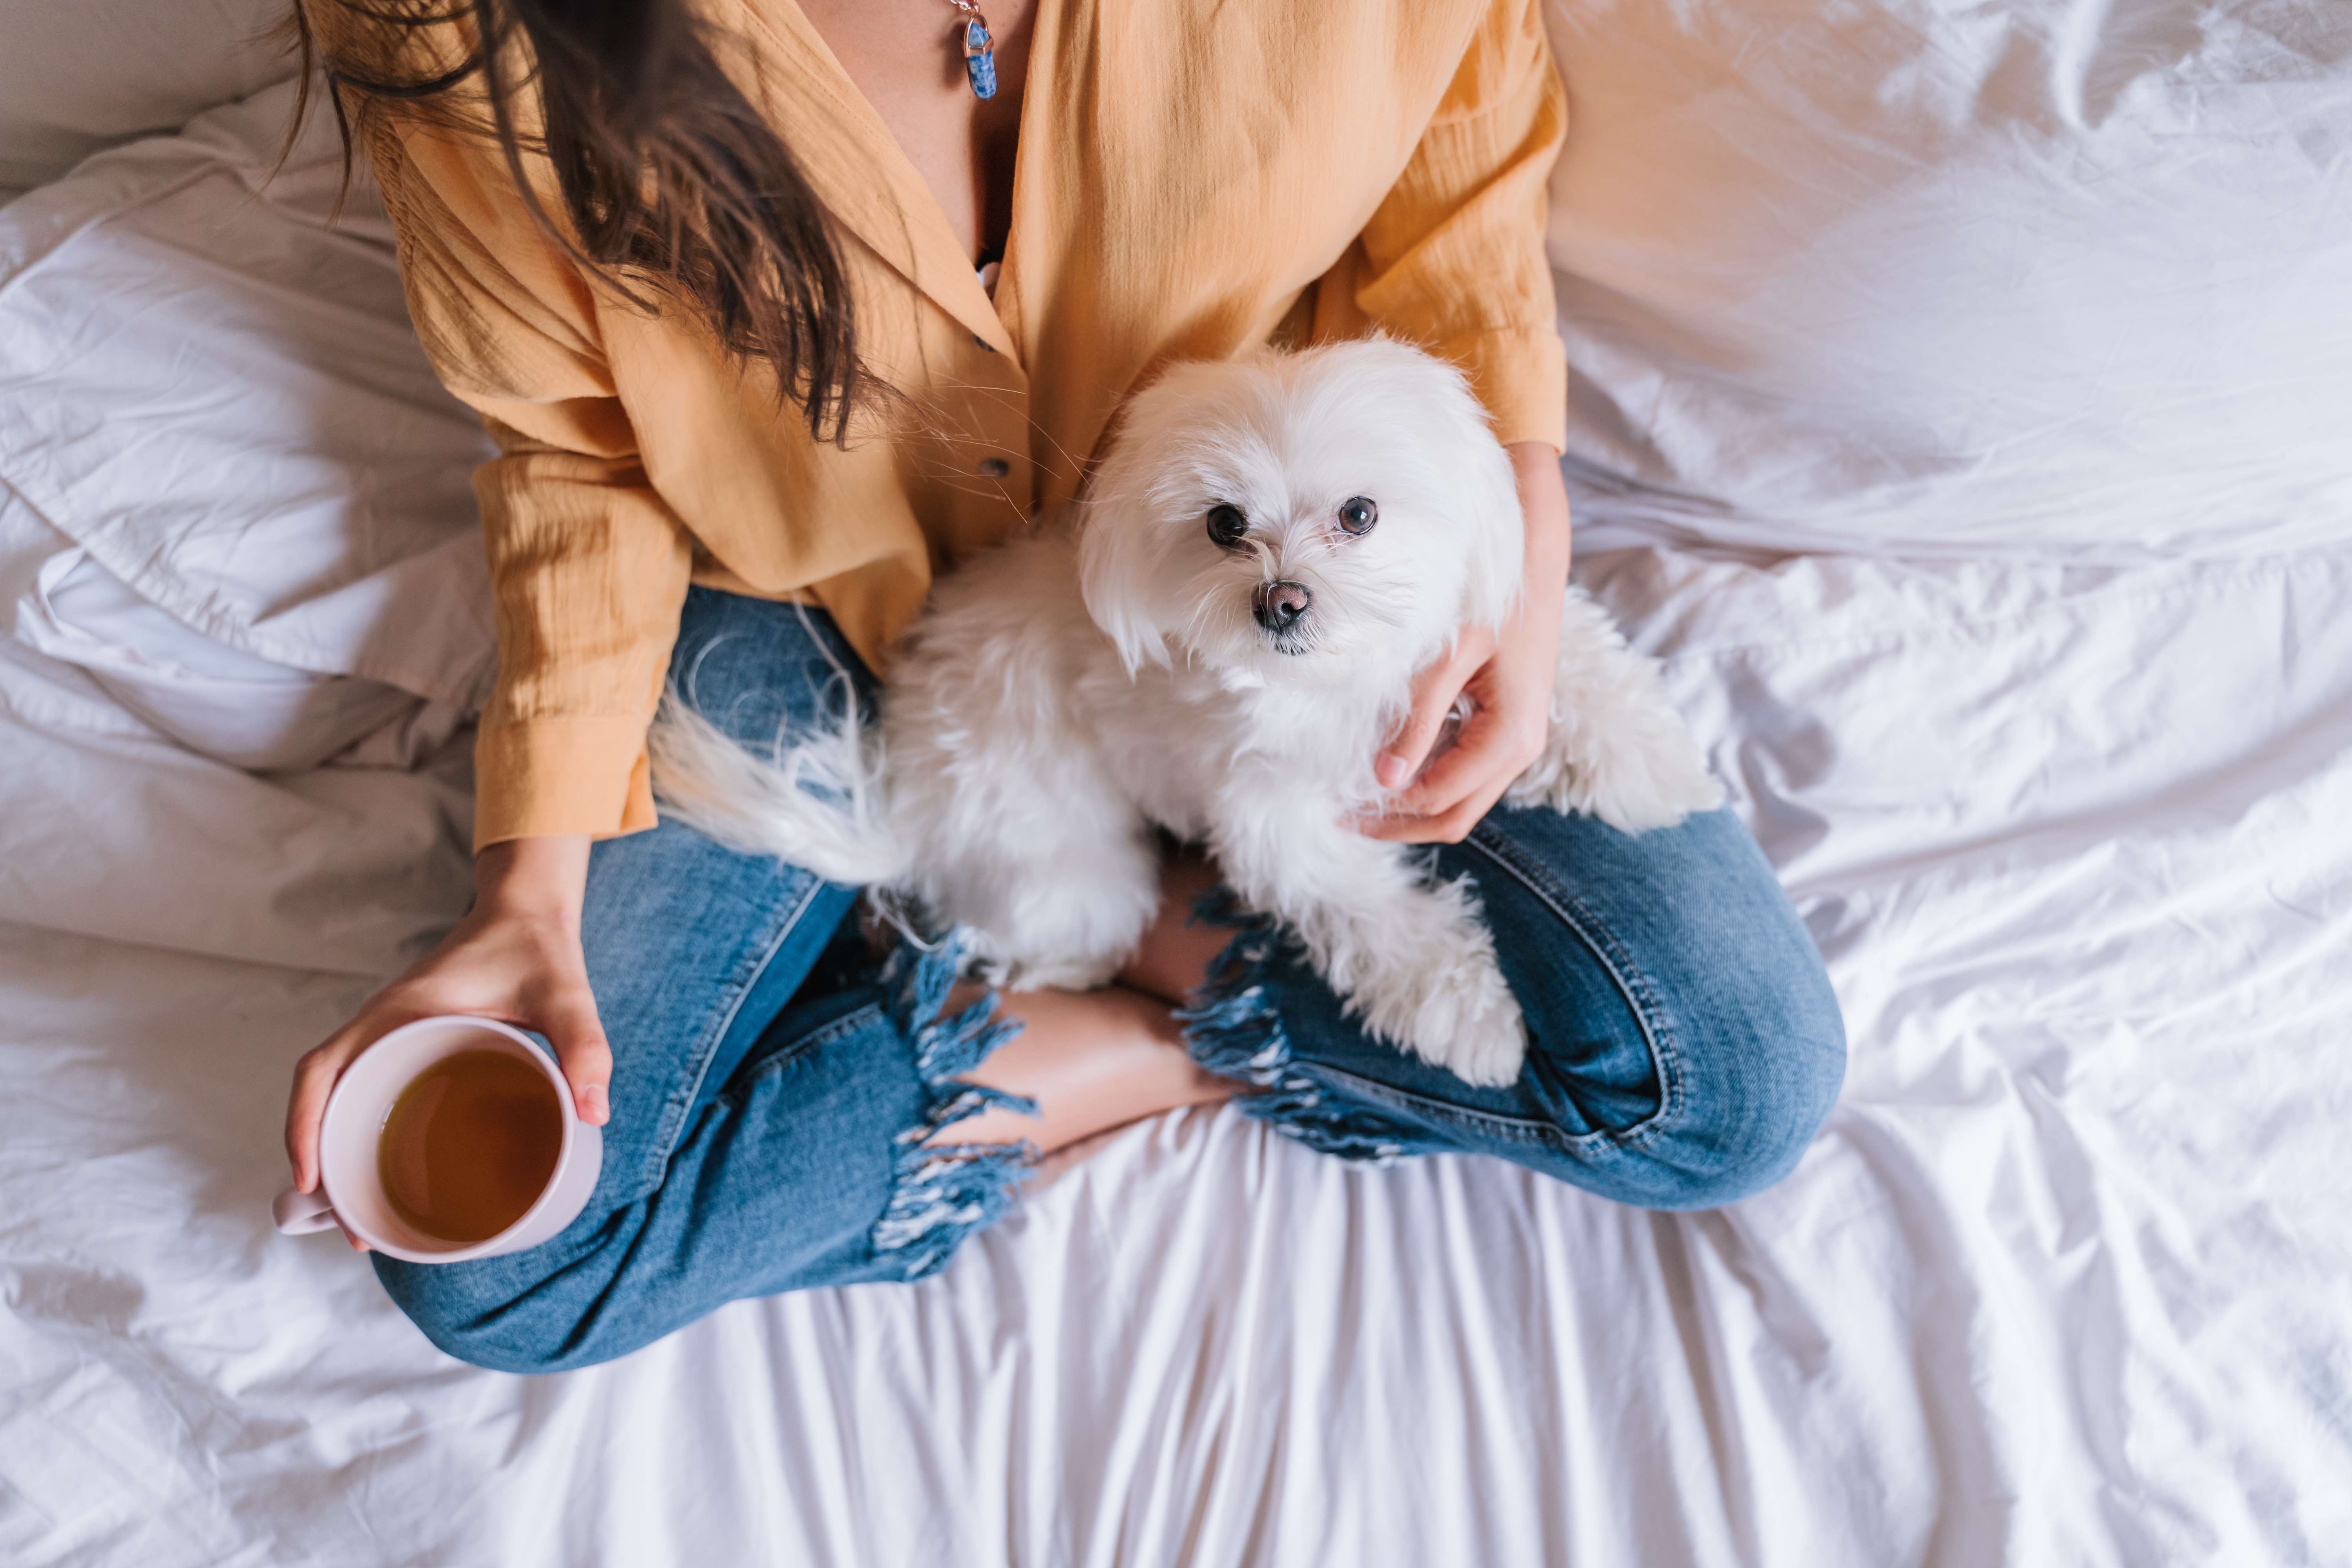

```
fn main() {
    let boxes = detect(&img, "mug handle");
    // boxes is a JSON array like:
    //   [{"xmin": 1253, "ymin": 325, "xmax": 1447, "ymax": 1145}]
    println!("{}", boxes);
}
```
[{"xmin": 272, "ymin": 1186, "xmax": 340, "ymax": 1235}]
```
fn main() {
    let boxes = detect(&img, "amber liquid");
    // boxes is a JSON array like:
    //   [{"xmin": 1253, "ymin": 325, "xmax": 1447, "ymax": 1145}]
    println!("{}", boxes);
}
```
[{"xmin": 377, "ymin": 1049, "xmax": 564, "ymax": 1245}]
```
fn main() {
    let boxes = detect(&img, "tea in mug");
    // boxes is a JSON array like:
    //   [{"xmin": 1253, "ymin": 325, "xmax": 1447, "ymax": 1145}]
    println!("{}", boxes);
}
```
[{"xmin": 378, "ymin": 1049, "xmax": 564, "ymax": 1244}]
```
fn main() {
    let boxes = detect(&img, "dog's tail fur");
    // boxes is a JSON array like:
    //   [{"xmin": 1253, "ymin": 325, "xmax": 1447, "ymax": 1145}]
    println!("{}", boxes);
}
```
[{"xmin": 647, "ymin": 696, "xmax": 911, "ymax": 888}]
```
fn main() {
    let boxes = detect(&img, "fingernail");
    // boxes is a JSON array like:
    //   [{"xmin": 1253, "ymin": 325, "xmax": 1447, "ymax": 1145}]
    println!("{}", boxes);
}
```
[
  {"xmin": 1375, "ymin": 754, "xmax": 1409, "ymax": 788},
  {"xmin": 585, "ymin": 1086, "xmax": 609, "ymax": 1126}
]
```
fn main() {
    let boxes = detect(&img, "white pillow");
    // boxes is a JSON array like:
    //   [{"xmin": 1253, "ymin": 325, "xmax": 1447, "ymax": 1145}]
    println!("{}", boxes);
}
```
[
  {"xmin": 1542, "ymin": 0, "xmax": 2352, "ymax": 559},
  {"xmin": 0, "ymin": 78, "xmax": 497, "ymax": 762},
  {"xmin": 0, "ymin": 0, "xmax": 293, "ymax": 199}
]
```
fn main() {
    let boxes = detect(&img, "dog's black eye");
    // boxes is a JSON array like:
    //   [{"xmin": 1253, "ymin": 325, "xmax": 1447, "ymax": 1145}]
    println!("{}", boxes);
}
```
[
  {"xmin": 1338, "ymin": 496, "xmax": 1379, "ymax": 535},
  {"xmin": 1206, "ymin": 503, "xmax": 1249, "ymax": 549}
]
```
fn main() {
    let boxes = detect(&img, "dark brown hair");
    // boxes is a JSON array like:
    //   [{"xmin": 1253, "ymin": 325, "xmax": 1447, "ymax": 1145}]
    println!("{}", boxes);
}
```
[{"xmin": 291, "ymin": 0, "xmax": 863, "ymax": 442}]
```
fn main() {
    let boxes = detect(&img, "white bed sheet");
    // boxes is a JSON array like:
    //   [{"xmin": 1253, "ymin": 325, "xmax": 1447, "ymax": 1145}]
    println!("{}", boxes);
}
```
[{"xmin": 4, "ymin": 517, "xmax": 2348, "ymax": 1565}]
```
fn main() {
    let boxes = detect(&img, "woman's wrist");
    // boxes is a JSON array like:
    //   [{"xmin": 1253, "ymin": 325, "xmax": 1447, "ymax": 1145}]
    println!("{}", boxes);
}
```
[
  {"xmin": 1505, "ymin": 441, "xmax": 1571, "ymax": 593},
  {"xmin": 473, "ymin": 835, "xmax": 593, "ymax": 924}
]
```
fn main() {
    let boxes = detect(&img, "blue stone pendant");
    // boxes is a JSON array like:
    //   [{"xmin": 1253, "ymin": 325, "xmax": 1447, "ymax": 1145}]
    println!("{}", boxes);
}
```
[{"xmin": 962, "ymin": 16, "xmax": 998, "ymax": 99}]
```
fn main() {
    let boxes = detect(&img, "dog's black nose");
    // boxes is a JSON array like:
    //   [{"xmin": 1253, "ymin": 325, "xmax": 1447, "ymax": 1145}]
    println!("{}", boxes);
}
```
[{"xmin": 1252, "ymin": 580, "xmax": 1311, "ymax": 631}]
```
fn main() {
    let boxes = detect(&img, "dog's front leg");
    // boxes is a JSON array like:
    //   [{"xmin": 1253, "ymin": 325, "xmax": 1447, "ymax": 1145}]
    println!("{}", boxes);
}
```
[{"xmin": 1209, "ymin": 803, "xmax": 1526, "ymax": 1087}]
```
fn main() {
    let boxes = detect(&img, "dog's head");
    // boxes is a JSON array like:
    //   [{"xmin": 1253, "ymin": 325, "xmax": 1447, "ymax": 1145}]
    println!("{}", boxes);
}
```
[{"xmin": 1077, "ymin": 339, "xmax": 1524, "ymax": 683}]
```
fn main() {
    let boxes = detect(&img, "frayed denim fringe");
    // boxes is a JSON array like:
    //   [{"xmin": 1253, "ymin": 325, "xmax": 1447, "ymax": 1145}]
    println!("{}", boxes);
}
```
[
  {"xmin": 868, "ymin": 932, "xmax": 1037, "ymax": 1278},
  {"xmin": 1177, "ymin": 890, "xmax": 1414, "ymax": 1165}
]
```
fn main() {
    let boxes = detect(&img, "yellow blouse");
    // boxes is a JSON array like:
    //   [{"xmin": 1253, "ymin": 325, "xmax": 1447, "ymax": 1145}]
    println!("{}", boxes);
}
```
[{"xmin": 341, "ymin": 0, "xmax": 1568, "ymax": 847}]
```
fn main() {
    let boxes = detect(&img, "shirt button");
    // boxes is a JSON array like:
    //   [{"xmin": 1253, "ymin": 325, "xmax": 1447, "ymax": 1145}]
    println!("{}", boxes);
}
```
[{"xmin": 978, "ymin": 457, "xmax": 1011, "ymax": 478}]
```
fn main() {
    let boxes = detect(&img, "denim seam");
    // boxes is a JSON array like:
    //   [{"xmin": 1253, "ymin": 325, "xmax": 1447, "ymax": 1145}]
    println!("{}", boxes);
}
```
[
  {"xmin": 719, "ymin": 1000, "xmax": 887, "ymax": 1098},
  {"xmin": 1291, "ymin": 1058, "xmax": 1615, "ymax": 1152},
  {"xmin": 1460, "ymin": 824, "xmax": 1684, "ymax": 1150},
  {"xmin": 631, "ymin": 870, "xmax": 827, "ymax": 1199}
]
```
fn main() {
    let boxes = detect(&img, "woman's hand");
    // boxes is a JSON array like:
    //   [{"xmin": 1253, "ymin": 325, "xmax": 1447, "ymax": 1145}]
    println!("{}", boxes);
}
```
[
  {"xmin": 283, "ymin": 836, "xmax": 610, "ymax": 1224},
  {"xmin": 1359, "ymin": 442, "xmax": 1571, "ymax": 844}
]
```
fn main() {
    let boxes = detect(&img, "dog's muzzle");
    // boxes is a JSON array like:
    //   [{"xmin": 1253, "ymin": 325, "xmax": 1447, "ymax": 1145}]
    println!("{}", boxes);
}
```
[{"xmin": 1252, "ymin": 580, "xmax": 1311, "ymax": 635}]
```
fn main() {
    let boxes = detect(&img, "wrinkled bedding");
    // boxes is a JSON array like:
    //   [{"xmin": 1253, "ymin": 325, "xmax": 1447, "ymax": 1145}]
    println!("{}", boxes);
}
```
[
  {"xmin": 6, "ymin": 519, "xmax": 2348, "ymax": 1565},
  {"xmin": 4, "ymin": 6, "xmax": 2352, "ymax": 1560}
]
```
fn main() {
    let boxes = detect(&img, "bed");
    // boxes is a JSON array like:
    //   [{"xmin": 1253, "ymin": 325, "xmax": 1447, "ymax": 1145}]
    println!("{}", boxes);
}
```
[{"xmin": 3, "ymin": 3, "xmax": 2349, "ymax": 1564}]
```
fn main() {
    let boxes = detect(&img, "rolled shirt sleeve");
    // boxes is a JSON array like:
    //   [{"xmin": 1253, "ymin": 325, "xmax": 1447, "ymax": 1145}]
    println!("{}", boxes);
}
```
[
  {"xmin": 365, "ymin": 116, "xmax": 694, "ymax": 848},
  {"xmin": 1350, "ymin": 0, "xmax": 1570, "ymax": 452}
]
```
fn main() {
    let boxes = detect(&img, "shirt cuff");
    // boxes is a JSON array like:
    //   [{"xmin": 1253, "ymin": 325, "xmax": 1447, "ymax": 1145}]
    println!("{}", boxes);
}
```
[
  {"xmin": 1447, "ymin": 323, "xmax": 1569, "ymax": 453},
  {"xmin": 472, "ymin": 715, "xmax": 660, "ymax": 851}
]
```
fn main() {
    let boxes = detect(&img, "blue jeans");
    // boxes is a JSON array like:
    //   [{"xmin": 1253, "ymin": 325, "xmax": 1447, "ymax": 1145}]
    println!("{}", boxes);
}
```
[{"xmin": 376, "ymin": 589, "xmax": 1846, "ymax": 1372}]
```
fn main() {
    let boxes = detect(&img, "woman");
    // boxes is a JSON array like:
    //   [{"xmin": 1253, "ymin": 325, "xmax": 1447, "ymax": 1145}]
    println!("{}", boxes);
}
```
[{"xmin": 285, "ymin": 0, "xmax": 1844, "ymax": 1373}]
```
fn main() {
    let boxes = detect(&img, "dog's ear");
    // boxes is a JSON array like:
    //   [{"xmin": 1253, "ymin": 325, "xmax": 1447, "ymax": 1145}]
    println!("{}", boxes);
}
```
[
  {"xmin": 1081, "ymin": 366, "xmax": 1232, "ymax": 671},
  {"xmin": 1362, "ymin": 337, "xmax": 1528, "ymax": 631},
  {"xmin": 1454, "ymin": 422, "xmax": 1527, "ymax": 633},
  {"xmin": 1077, "ymin": 486, "xmax": 1174, "ymax": 672}
]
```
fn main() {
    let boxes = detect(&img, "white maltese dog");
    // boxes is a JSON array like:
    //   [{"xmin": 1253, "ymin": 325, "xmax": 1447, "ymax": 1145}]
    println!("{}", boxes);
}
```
[{"xmin": 652, "ymin": 339, "xmax": 1721, "ymax": 1085}]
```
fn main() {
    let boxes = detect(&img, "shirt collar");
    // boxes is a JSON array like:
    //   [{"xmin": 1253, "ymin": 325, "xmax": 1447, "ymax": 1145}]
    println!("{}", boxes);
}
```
[{"xmin": 736, "ymin": 0, "xmax": 1034, "ymax": 366}]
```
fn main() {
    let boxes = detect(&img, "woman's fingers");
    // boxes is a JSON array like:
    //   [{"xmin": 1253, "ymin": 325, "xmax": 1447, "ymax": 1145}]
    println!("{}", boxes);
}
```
[
  {"xmin": 284, "ymin": 1004, "xmax": 423, "ymax": 1191},
  {"xmin": 1375, "ymin": 693, "xmax": 1453, "ymax": 789},
  {"xmin": 1359, "ymin": 764, "xmax": 1502, "ymax": 842},
  {"xmin": 285, "ymin": 1037, "xmax": 348, "ymax": 1194},
  {"xmin": 1362, "ymin": 767, "xmax": 1518, "ymax": 844},
  {"xmin": 1361, "ymin": 697, "xmax": 1544, "ymax": 843},
  {"xmin": 1376, "ymin": 633, "xmax": 1489, "ymax": 788},
  {"xmin": 540, "ymin": 977, "xmax": 613, "ymax": 1126},
  {"xmin": 1385, "ymin": 710, "xmax": 1498, "ymax": 817}
]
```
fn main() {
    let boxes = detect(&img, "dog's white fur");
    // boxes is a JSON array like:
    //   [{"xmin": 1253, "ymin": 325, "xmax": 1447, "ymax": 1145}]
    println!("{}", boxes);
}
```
[{"xmin": 651, "ymin": 340, "xmax": 1722, "ymax": 1085}]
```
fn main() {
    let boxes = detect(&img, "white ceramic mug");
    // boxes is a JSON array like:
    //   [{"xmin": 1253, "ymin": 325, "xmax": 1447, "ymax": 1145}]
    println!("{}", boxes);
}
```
[{"xmin": 271, "ymin": 1015, "xmax": 603, "ymax": 1264}]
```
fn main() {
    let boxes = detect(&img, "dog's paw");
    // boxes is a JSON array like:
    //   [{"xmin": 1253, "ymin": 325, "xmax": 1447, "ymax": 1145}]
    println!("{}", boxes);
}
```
[
  {"xmin": 958, "ymin": 928, "xmax": 1125, "ymax": 994},
  {"xmin": 1507, "ymin": 591, "xmax": 1726, "ymax": 835},
  {"xmin": 1353, "ymin": 933, "xmax": 1528, "ymax": 1088},
  {"xmin": 1567, "ymin": 716, "xmax": 1724, "ymax": 834},
  {"xmin": 1412, "ymin": 987, "xmax": 1528, "ymax": 1087},
  {"xmin": 1509, "ymin": 685, "xmax": 1724, "ymax": 834},
  {"xmin": 998, "ymin": 951, "xmax": 1127, "ymax": 992}
]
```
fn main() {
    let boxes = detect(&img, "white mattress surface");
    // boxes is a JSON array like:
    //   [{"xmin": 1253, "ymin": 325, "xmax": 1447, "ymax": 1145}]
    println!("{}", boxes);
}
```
[{"xmin": 4, "ymin": 520, "xmax": 2349, "ymax": 1565}]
